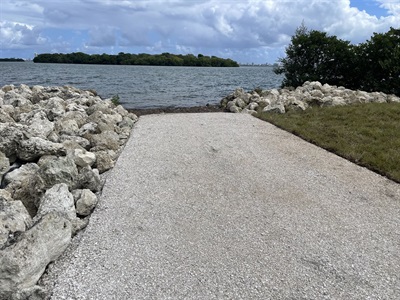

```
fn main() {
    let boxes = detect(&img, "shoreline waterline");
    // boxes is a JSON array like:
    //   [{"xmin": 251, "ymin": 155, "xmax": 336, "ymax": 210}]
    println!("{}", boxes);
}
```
[{"xmin": 0, "ymin": 62, "xmax": 284, "ymax": 109}]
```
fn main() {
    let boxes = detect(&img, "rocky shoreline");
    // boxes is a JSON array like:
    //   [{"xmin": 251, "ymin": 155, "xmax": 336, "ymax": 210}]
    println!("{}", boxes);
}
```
[
  {"xmin": 0, "ymin": 84, "xmax": 138, "ymax": 299},
  {"xmin": 1, "ymin": 81, "xmax": 400, "ymax": 299},
  {"xmin": 220, "ymin": 81, "xmax": 400, "ymax": 114}
]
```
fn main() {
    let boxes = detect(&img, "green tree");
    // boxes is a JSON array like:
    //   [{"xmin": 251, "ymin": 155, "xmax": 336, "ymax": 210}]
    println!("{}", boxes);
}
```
[
  {"xmin": 357, "ymin": 27, "xmax": 400, "ymax": 95},
  {"xmin": 274, "ymin": 24, "xmax": 355, "ymax": 88},
  {"xmin": 183, "ymin": 54, "xmax": 197, "ymax": 66},
  {"xmin": 71, "ymin": 52, "xmax": 90, "ymax": 64},
  {"xmin": 274, "ymin": 25, "xmax": 400, "ymax": 96}
]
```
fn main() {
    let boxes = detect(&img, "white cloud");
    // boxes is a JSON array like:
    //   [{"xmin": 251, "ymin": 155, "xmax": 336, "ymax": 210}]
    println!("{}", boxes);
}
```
[
  {"xmin": 0, "ymin": 21, "xmax": 47, "ymax": 49},
  {"xmin": 376, "ymin": 0, "xmax": 400, "ymax": 16},
  {"xmin": 1, "ymin": 0, "xmax": 399, "ymax": 62}
]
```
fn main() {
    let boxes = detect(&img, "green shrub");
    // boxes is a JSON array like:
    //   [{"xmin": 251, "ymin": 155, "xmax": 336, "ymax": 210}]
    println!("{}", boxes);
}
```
[
  {"xmin": 111, "ymin": 95, "xmax": 120, "ymax": 106},
  {"xmin": 275, "ymin": 25, "xmax": 400, "ymax": 96}
]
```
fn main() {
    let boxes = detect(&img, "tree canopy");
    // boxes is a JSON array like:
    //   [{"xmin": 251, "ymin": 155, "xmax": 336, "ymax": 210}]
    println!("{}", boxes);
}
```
[
  {"xmin": 33, "ymin": 52, "xmax": 239, "ymax": 67},
  {"xmin": 275, "ymin": 26, "xmax": 400, "ymax": 96},
  {"xmin": 356, "ymin": 28, "xmax": 400, "ymax": 95},
  {"xmin": 0, "ymin": 58, "xmax": 25, "ymax": 62}
]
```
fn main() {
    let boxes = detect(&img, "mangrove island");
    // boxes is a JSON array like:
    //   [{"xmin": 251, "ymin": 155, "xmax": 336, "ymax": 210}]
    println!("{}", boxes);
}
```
[{"xmin": 33, "ymin": 52, "xmax": 239, "ymax": 67}]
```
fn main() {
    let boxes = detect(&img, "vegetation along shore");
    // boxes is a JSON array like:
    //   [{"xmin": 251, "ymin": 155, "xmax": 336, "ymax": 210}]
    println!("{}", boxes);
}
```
[{"xmin": 33, "ymin": 52, "xmax": 239, "ymax": 67}]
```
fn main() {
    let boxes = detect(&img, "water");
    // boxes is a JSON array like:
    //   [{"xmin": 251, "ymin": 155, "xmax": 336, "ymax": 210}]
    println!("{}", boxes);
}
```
[{"xmin": 0, "ymin": 62, "xmax": 283, "ymax": 109}]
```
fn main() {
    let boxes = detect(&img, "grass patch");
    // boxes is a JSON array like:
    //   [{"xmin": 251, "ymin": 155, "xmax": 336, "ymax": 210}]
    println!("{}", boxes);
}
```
[
  {"xmin": 111, "ymin": 94, "xmax": 120, "ymax": 106},
  {"xmin": 257, "ymin": 103, "xmax": 400, "ymax": 183}
]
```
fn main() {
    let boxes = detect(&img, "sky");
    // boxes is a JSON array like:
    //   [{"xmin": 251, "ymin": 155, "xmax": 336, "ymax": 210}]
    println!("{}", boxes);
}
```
[{"xmin": 0, "ymin": 0, "xmax": 399, "ymax": 64}]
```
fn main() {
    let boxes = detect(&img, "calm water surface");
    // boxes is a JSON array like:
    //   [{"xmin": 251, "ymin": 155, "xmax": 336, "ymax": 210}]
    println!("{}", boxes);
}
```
[{"xmin": 0, "ymin": 62, "xmax": 283, "ymax": 109}]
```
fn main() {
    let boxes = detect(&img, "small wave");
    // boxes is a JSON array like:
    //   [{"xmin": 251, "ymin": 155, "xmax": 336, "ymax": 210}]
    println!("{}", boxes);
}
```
[{"xmin": 0, "ymin": 63, "xmax": 283, "ymax": 109}]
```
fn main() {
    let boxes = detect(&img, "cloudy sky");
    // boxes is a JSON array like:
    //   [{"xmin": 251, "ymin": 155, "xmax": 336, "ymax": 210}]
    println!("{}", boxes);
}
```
[{"xmin": 1, "ymin": 0, "xmax": 399, "ymax": 64}]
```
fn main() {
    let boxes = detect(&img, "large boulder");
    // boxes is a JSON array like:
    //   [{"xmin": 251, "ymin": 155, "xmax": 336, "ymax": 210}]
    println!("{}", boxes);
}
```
[
  {"xmin": 43, "ymin": 96, "xmax": 66, "ymax": 121},
  {"xmin": 0, "ymin": 199, "xmax": 32, "ymax": 248},
  {"xmin": 85, "ymin": 101, "xmax": 113, "ymax": 115},
  {"xmin": 262, "ymin": 103, "xmax": 286, "ymax": 114},
  {"xmin": 33, "ymin": 156, "xmax": 79, "ymax": 197},
  {"xmin": 17, "ymin": 84, "xmax": 33, "ymax": 100},
  {"xmin": 232, "ymin": 88, "xmax": 250, "ymax": 104},
  {"xmin": 3, "ymin": 162, "xmax": 39, "ymax": 188},
  {"xmin": 0, "ymin": 212, "xmax": 71, "ymax": 299},
  {"xmin": 77, "ymin": 166, "xmax": 102, "ymax": 192},
  {"xmin": 3, "ymin": 90, "xmax": 32, "ymax": 107},
  {"xmin": 88, "ymin": 130, "xmax": 121, "ymax": 152},
  {"xmin": 74, "ymin": 189, "xmax": 98, "ymax": 217},
  {"xmin": 4, "ymin": 163, "xmax": 40, "ymax": 217},
  {"xmin": 94, "ymin": 150, "xmax": 115, "ymax": 174},
  {"xmin": 87, "ymin": 110, "xmax": 122, "ymax": 133},
  {"xmin": 0, "ymin": 123, "xmax": 26, "ymax": 161},
  {"xmin": 0, "ymin": 189, "xmax": 13, "ymax": 201},
  {"xmin": 60, "ymin": 135, "xmax": 91, "ymax": 150},
  {"xmin": 286, "ymin": 96, "xmax": 307, "ymax": 111},
  {"xmin": 34, "ymin": 183, "xmax": 76, "ymax": 223},
  {"xmin": 71, "ymin": 149, "xmax": 96, "ymax": 168},
  {"xmin": 19, "ymin": 110, "xmax": 54, "ymax": 138},
  {"xmin": 78, "ymin": 122, "xmax": 99, "ymax": 136},
  {"xmin": 0, "ymin": 151, "xmax": 9, "ymax": 183},
  {"xmin": 16, "ymin": 137, "xmax": 65, "ymax": 161},
  {"xmin": 55, "ymin": 118, "xmax": 79, "ymax": 136},
  {"xmin": 0, "ymin": 110, "xmax": 15, "ymax": 123},
  {"xmin": 260, "ymin": 89, "xmax": 280, "ymax": 103}
]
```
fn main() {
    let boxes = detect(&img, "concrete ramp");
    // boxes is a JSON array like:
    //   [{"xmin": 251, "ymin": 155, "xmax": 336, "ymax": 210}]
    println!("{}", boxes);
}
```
[{"xmin": 50, "ymin": 113, "xmax": 400, "ymax": 299}]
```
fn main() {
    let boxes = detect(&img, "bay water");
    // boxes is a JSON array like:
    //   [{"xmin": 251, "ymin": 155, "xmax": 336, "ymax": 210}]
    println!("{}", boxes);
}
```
[{"xmin": 0, "ymin": 62, "xmax": 283, "ymax": 109}]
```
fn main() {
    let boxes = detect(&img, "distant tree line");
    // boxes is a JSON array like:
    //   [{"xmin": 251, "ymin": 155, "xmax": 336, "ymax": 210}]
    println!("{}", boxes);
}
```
[
  {"xmin": 33, "ymin": 52, "xmax": 239, "ymax": 67},
  {"xmin": 275, "ymin": 25, "xmax": 400, "ymax": 96},
  {"xmin": 0, "ymin": 58, "xmax": 24, "ymax": 62}
]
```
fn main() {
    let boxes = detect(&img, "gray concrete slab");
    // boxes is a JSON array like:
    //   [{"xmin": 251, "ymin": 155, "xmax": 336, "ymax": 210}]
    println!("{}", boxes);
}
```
[{"xmin": 49, "ymin": 113, "xmax": 400, "ymax": 299}]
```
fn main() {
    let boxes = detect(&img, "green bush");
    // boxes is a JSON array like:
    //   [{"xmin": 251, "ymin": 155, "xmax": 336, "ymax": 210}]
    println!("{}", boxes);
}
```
[
  {"xmin": 357, "ymin": 28, "xmax": 400, "ymax": 95},
  {"xmin": 275, "ymin": 25, "xmax": 400, "ymax": 96},
  {"xmin": 111, "ymin": 95, "xmax": 120, "ymax": 106}
]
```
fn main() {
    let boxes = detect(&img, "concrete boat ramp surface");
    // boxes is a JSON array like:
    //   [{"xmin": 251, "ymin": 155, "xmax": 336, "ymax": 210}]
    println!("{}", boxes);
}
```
[{"xmin": 48, "ymin": 113, "xmax": 400, "ymax": 299}]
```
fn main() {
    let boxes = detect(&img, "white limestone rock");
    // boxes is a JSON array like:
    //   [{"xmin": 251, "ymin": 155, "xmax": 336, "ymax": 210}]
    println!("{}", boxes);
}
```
[
  {"xmin": 20, "ymin": 110, "xmax": 54, "ymax": 138},
  {"xmin": 0, "ymin": 199, "xmax": 32, "ymax": 247},
  {"xmin": 34, "ymin": 183, "xmax": 76, "ymax": 222},
  {"xmin": 34, "ymin": 156, "xmax": 79, "ymax": 196},
  {"xmin": 0, "ymin": 212, "xmax": 71, "ymax": 299},
  {"xmin": 3, "ymin": 162, "xmax": 39, "ymax": 187},
  {"xmin": 263, "ymin": 103, "xmax": 285, "ymax": 114},
  {"xmin": 17, "ymin": 137, "xmax": 65, "ymax": 162},
  {"xmin": 0, "ymin": 123, "xmax": 26, "ymax": 161},
  {"xmin": 94, "ymin": 150, "xmax": 115, "ymax": 174},
  {"xmin": 72, "ymin": 149, "xmax": 96, "ymax": 168},
  {"xmin": 77, "ymin": 166, "xmax": 102, "ymax": 192},
  {"xmin": 89, "ymin": 130, "xmax": 121, "ymax": 151},
  {"xmin": 221, "ymin": 81, "xmax": 400, "ymax": 114},
  {"xmin": 0, "ymin": 151, "xmax": 9, "ymax": 183},
  {"xmin": 75, "ymin": 189, "xmax": 98, "ymax": 216}
]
